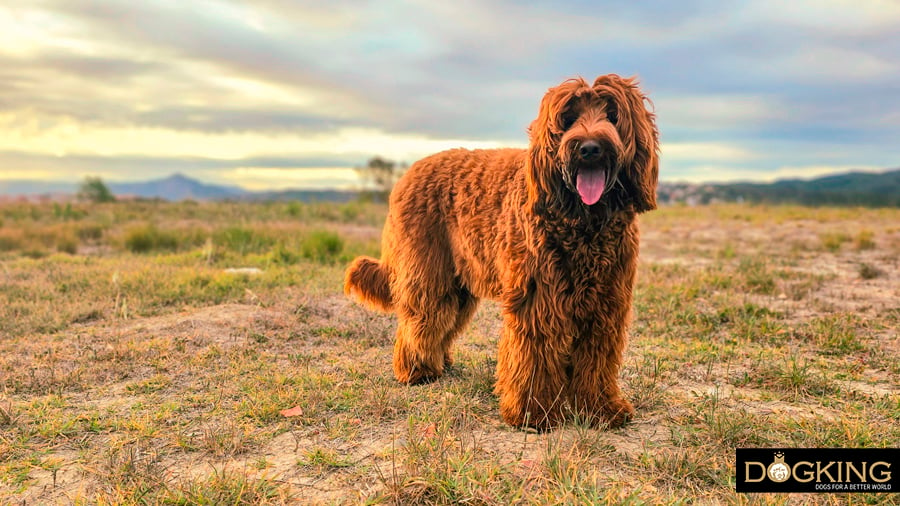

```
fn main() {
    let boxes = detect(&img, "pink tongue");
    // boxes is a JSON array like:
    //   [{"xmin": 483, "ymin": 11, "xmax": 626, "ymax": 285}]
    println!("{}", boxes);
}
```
[{"xmin": 576, "ymin": 170, "xmax": 606, "ymax": 205}]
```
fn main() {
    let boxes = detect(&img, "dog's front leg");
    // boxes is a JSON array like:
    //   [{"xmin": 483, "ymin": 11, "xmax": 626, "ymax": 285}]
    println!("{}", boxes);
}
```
[
  {"xmin": 495, "ymin": 308, "xmax": 571, "ymax": 431},
  {"xmin": 568, "ymin": 317, "xmax": 634, "ymax": 428}
]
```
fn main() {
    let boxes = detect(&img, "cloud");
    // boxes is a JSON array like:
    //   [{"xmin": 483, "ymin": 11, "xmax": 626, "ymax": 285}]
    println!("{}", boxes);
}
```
[
  {"xmin": 670, "ymin": 164, "xmax": 889, "ymax": 184},
  {"xmin": 662, "ymin": 142, "xmax": 758, "ymax": 162},
  {"xmin": 739, "ymin": 46, "xmax": 897, "ymax": 85},
  {"xmin": 748, "ymin": 0, "xmax": 900, "ymax": 36},
  {"xmin": 655, "ymin": 94, "xmax": 788, "ymax": 134},
  {"xmin": 0, "ymin": 110, "xmax": 514, "ymax": 163},
  {"xmin": 0, "ymin": 0, "xmax": 898, "ymax": 188}
]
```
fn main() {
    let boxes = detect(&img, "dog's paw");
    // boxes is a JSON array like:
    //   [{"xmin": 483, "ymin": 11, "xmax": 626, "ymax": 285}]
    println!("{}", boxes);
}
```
[
  {"xmin": 394, "ymin": 364, "xmax": 442, "ymax": 385},
  {"xmin": 444, "ymin": 350, "xmax": 454, "ymax": 366},
  {"xmin": 600, "ymin": 397, "xmax": 634, "ymax": 428},
  {"xmin": 500, "ymin": 410, "xmax": 556, "ymax": 432},
  {"xmin": 500, "ymin": 402, "xmax": 564, "ymax": 432}
]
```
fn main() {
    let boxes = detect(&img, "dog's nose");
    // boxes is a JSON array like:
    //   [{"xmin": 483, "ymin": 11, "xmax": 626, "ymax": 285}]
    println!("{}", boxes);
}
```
[{"xmin": 578, "ymin": 140, "xmax": 602, "ymax": 161}]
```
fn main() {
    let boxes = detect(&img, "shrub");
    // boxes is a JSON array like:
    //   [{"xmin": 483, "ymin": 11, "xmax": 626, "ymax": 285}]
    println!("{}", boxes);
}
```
[
  {"xmin": 214, "ymin": 227, "xmax": 274, "ymax": 256},
  {"xmin": 22, "ymin": 248, "xmax": 48, "ymax": 259},
  {"xmin": 819, "ymin": 232, "xmax": 850, "ymax": 252},
  {"xmin": 56, "ymin": 234, "xmax": 79, "ymax": 254},
  {"xmin": 269, "ymin": 242, "xmax": 300, "ymax": 265},
  {"xmin": 78, "ymin": 176, "xmax": 116, "ymax": 203},
  {"xmin": 77, "ymin": 223, "xmax": 106, "ymax": 241},
  {"xmin": 300, "ymin": 230, "xmax": 344, "ymax": 263},
  {"xmin": 53, "ymin": 202, "xmax": 87, "ymax": 220},
  {"xmin": 858, "ymin": 263, "xmax": 882, "ymax": 280},
  {"xmin": 285, "ymin": 202, "xmax": 303, "ymax": 218},
  {"xmin": 339, "ymin": 202, "xmax": 363, "ymax": 222},
  {"xmin": 854, "ymin": 230, "xmax": 875, "ymax": 251},
  {"xmin": 124, "ymin": 224, "xmax": 179, "ymax": 253},
  {"xmin": 0, "ymin": 229, "xmax": 24, "ymax": 252}
]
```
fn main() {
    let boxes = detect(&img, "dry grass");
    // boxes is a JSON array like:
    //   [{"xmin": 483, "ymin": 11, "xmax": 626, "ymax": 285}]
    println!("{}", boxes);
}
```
[{"xmin": 0, "ymin": 201, "xmax": 897, "ymax": 504}]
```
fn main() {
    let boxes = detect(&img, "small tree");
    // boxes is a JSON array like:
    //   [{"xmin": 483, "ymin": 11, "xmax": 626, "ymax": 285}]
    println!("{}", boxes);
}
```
[
  {"xmin": 354, "ymin": 156, "xmax": 406, "ymax": 202},
  {"xmin": 78, "ymin": 176, "xmax": 116, "ymax": 203}
]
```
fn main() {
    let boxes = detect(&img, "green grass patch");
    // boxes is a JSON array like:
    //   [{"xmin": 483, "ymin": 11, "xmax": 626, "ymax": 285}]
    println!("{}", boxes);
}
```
[
  {"xmin": 820, "ymin": 231, "xmax": 851, "ymax": 252},
  {"xmin": 124, "ymin": 223, "xmax": 180, "ymax": 253}
]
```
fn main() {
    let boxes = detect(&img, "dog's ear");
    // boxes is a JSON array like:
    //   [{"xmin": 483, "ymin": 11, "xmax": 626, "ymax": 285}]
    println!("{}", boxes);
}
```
[
  {"xmin": 526, "ymin": 78, "xmax": 587, "ymax": 207},
  {"xmin": 594, "ymin": 74, "xmax": 659, "ymax": 213}
]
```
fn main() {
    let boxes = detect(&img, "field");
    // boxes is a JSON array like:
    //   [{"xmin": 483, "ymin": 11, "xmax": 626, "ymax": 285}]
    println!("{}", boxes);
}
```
[{"xmin": 0, "ymin": 200, "xmax": 897, "ymax": 504}]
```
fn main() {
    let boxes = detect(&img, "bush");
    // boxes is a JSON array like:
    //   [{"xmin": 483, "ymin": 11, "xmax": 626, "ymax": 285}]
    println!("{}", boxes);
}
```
[
  {"xmin": 268, "ymin": 243, "xmax": 300, "ymax": 265},
  {"xmin": 285, "ymin": 202, "xmax": 303, "ymax": 218},
  {"xmin": 858, "ymin": 263, "xmax": 882, "ymax": 280},
  {"xmin": 854, "ymin": 230, "xmax": 875, "ymax": 251},
  {"xmin": 22, "ymin": 248, "xmax": 48, "ymax": 259},
  {"xmin": 53, "ymin": 202, "xmax": 87, "ymax": 220},
  {"xmin": 0, "ymin": 229, "xmax": 24, "ymax": 252},
  {"xmin": 56, "ymin": 234, "xmax": 79, "ymax": 254},
  {"xmin": 124, "ymin": 224, "xmax": 179, "ymax": 253},
  {"xmin": 819, "ymin": 232, "xmax": 850, "ymax": 252},
  {"xmin": 78, "ymin": 176, "xmax": 116, "ymax": 203},
  {"xmin": 339, "ymin": 202, "xmax": 363, "ymax": 222},
  {"xmin": 300, "ymin": 230, "xmax": 344, "ymax": 263},
  {"xmin": 77, "ymin": 223, "xmax": 106, "ymax": 241},
  {"xmin": 214, "ymin": 227, "xmax": 274, "ymax": 255}
]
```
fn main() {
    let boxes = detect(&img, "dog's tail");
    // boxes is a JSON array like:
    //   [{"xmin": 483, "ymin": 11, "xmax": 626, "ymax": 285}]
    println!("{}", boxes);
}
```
[{"xmin": 344, "ymin": 256, "xmax": 394, "ymax": 312}]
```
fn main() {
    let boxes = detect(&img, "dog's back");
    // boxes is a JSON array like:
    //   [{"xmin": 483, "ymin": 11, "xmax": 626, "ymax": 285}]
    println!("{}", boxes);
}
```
[{"xmin": 347, "ymin": 147, "xmax": 528, "ymax": 308}]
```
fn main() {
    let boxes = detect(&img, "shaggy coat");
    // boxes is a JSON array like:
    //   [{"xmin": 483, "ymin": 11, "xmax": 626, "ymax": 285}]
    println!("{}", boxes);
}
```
[{"xmin": 345, "ymin": 74, "xmax": 659, "ymax": 430}]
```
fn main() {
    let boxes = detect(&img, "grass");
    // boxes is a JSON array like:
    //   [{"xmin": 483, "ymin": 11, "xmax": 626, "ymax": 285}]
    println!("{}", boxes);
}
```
[
  {"xmin": 855, "ymin": 229, "xmax": 876, "ymax": 250},
  {"xmin": 820, "ymin": 231, "xmax": 851, "ymax": 252},
  {"xmin": 858, "ymin": 262, "xmax": 883, "ymax": 280},
  {"xmin": 0, "ymin": 201, "xmax": 898, "ymax": 504},
  {"xmin": 124, "ymin": 223, "xmax": 183, "ymax": 253}
]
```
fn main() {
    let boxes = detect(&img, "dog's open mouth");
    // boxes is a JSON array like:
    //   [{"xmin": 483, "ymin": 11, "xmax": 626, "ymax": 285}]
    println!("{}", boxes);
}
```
[{"xmin": 576, "ymin": 168, "xmax": 606, "ymax": 205}]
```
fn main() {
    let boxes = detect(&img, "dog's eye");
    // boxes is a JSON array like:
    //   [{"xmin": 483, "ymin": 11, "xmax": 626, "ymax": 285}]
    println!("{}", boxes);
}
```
[
  {"xmin": 608, "ymin": 108, "xmax": 618, "ymax": 125},
  {"xmin": 560, "ymin": 112, "xmax": 578, "ymax": 131}
]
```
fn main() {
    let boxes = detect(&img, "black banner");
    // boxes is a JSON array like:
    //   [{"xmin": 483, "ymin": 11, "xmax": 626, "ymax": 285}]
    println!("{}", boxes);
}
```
[{"xmin": 736, "ymin": 448, "xmax": 897, "ymax": 493}]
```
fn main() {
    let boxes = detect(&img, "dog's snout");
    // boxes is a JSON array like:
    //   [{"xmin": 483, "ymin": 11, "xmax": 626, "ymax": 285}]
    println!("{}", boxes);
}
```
[{"xmin": 578, "ymin": 140, "xmax": 602, "ymax": 161}]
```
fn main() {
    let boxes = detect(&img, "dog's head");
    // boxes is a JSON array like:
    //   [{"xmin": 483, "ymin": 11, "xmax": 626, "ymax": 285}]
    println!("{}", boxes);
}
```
[{"xmin": 526, "ymin": 74, "xmax": 659, "ymax": 214}]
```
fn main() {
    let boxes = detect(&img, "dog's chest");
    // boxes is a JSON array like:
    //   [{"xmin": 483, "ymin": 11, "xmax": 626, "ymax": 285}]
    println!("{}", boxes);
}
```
[
  {"xmin": 548, "ymin": 218, "xmax": 626, "ymax": 272},
  {"xmin": 542, "ymin": 220, "xmax": 631, "ymax": 314}
]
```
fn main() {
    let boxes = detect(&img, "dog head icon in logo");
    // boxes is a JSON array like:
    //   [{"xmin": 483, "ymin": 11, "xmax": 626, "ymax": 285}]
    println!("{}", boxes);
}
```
[{"xmin": 767, "ymin": 452, "xmax": 790, "ymax": 483}]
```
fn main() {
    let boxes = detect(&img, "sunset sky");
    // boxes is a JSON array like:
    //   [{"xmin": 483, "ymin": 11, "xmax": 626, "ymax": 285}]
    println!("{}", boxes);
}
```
[{"xmin": 1, "ymin": 0, "xmax": 898, "ymax": 190}]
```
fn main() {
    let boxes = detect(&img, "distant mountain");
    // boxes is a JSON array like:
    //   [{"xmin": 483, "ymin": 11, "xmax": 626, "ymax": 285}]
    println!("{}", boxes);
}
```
[
  {"xmin": 242, "ymin": 189, "xmax": 360, "ymax": 203},
  {"xmin": 0, "ymin": 173, "xmax": 359, "ymax": 202},
  {"xmin": 659, "ymin": 169, "xmax": 900, "ymax": 207},
  {"xmin": 0, "ymin": 173, "xmax": 246, "ymax": 201},
  {"xmin": 109, "ymin": 173, "xmax": 246, "ymax": 200}
]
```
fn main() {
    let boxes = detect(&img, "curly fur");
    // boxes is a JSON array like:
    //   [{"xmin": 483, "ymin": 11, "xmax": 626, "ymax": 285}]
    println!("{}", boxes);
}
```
[{"xmin": 345, "ymin": 74, "xmax": 659, "ymax": 430}]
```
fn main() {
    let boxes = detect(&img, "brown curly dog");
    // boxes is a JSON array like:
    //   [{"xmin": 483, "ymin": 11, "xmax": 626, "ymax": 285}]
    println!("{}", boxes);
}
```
[{"xmin": 345, "ymin": 74, "xmax": 659, "ymax": 430}]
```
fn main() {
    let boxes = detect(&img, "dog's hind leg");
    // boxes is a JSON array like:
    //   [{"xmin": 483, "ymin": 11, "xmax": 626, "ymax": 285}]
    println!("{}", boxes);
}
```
[
  {"xmin": 392, "ymin": 290, "xmax": 461, "ymax": 384},
  {"xmin": 388, "ymin": 232, "xmax": 466, "ymax": 383},
  {"xmin": 440, "ymin": 286, "xmax": 478, "ymax": 369}
]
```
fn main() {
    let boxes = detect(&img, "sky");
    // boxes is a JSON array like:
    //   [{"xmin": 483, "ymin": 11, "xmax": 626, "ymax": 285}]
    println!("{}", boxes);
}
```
[{"xmin": 1, "ymin": 0, "xmax": 899, "ymax": 190}]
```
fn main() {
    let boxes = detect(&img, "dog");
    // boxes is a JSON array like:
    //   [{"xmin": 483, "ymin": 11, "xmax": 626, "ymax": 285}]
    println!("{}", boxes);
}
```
[{"xmin": 345, "ymin": 74, "xmax": 658, "ymax": 430}]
